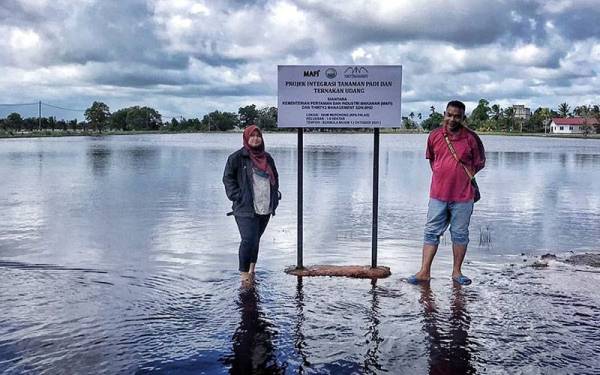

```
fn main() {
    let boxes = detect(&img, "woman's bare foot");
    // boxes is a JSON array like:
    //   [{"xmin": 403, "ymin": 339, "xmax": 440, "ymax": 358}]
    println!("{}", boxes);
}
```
[{"xmin": 240, "ymin": 272, "xmax": 253, "ymax": 287}]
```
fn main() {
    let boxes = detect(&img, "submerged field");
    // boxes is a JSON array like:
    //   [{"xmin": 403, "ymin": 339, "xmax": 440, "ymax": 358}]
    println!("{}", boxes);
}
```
[{"xmin": 1, "ymin": 133, "xmax": 599, "ymax": 373}]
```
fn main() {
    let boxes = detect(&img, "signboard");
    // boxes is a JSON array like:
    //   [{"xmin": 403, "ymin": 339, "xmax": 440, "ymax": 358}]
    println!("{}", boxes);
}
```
[{"xmin": 277, "ymin": 65, "xmax": 402, "ymax": 128}]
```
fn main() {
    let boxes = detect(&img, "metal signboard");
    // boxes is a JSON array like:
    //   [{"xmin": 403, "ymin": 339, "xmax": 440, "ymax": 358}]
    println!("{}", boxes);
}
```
[{"xmin": 278, "ymin": 65, "xmax": 402, "ymax": 128}]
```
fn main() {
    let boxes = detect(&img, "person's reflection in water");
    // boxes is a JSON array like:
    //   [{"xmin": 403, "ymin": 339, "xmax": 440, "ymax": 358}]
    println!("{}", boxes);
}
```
[
  {"xmin": 419, "ymin": 282, "xmax": 474, "ymax": 375},
  {"xmin": 225, "ymin": 284, "xmax": 283, "ymax": 374}
]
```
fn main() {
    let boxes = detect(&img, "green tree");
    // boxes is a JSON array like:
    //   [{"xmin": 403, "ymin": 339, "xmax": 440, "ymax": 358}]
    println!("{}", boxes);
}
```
[
  {"xmin": 57, "ymin": 119, "xmax": 67, "ymax": 131},
  {"xmin": 573, "ymin": 105, "xmax": 591, "ymax": 117},
  {"xmin": 202, "ymin": 110, "xmax": 239, "ymax": 131},
  {"xmin": 23, "ymin": 117, "xmax": 37, "ymax": 132},
  {"xmin": 257, "ymin": 106, "xmax": 278, "ymax": 131},
  {"xmin": 168, "ymin": 118, "xmax": 180, "ymax": 131},
  {"xmin": 238, "ymin": 104, "xmax": 258, "ymax": 127},
  {"xmin": 187, "ymin": 118, "xmax": 202, "ymax": 131},
  {"xmin": 592, "ymin": 105, "xmax": 600, "ymax": 134},
  {"xmin": 48, "ymin": 116, "xmax": 56, "ymax": 131},
  {"xmin": 470, "ymin": 99, "xmax": 491, "ymax": 129},
  {"xmin": 6, "ymin": 113, "xmax": 24, "ymax": 132},
  {"xmin": 421, "ymin": 112, "xmax": 444, "ymax": 131},
  {"xmin": 503, "ymin": 107, "xmax": 515, "ymax": 132},
  {"xmin": 558, "ymin": 102, "xmax": 570, "ymax": 117},
  {"xmin": 85, "ymin": 101, "xmax": 111, "ymax": 133},
  {"xmin": 111, "ymin": 108, "xmax": 129, "ymax": 130},
  {"xmin": 402, "ymin": 117, "xmax": 417, "ymax": 129},
  {"xmin": 575, "ymin": 106, "xmax": 595, "ymax": 136},
  {"xmin": 490, "ymin": 104, "xmax": 502, "ymax": 120},
  {"xmin": 124, "ymin": 106, "xmax": 162, "ymax": 130},
  {"xmin": 527, "ymin": 107, "xmax": 551, "ymax": 133}
]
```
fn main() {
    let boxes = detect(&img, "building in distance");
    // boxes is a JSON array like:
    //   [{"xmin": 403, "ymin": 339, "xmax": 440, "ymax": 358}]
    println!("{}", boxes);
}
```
[{"xmin": 512, "ymin": 105, "xmax": 531, "ymax": 121}]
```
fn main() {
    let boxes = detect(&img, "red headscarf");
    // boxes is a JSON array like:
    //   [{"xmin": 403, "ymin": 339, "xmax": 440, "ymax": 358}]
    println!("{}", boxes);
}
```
[{"xmin": 243, "ymin": 125, "xmax": 276, "ymax": 185}]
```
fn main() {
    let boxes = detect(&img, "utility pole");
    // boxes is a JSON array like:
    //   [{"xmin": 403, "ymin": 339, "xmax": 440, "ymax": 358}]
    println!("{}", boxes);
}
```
[{"xmin": 38, "ymin": 101, "xmax": 42, "ymax": 131}]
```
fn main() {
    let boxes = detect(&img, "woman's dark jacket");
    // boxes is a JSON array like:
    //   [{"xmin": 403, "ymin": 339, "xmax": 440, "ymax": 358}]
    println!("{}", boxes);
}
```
[{"xmin": 223, "ymin": 147, "xmax": 280, "ymax": 217}]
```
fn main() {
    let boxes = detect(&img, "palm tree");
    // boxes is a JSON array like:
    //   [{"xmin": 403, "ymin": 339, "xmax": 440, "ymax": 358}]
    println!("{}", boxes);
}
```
[
  {"xmin": 430, "ymin": 105, "xmax": 436, "ymax": 114},
  {"xmin": 558, "ymin": 102, "xmax": 570, "ymax": 118},
  {"xmin": 504, "ymin": 107, "xmax": 515, "ymax": 132},
  {"xmin": 539, "ymin": 107, "xmax": 552, "ymax": 134},
  {"xmin": 573, "ymin": 105, "xmax": 590, "ymax": 117},
  {"xmin": 491, "ymin": 104, "xmax": 502, "ymax": 120},
  {"xmin": 490, "ymin": 104, "xmax": 502, "ymax": 132}
]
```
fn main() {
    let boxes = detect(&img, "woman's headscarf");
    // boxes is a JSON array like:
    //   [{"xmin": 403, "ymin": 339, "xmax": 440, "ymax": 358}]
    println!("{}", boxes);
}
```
[{"xmin": 243, "ymin": 125, "xmax": 275, "ymax": 185}]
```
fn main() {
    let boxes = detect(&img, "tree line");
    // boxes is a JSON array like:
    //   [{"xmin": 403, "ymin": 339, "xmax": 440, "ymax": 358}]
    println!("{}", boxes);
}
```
[
  {"xmin": 2, "ymin": 99, "xmax": 599, "ymax": 134},
  {"xmin": 417, "ymin": 100, "xmax": 600, "ymax": 133},
  {"xmin": 0, "ymin": 102, "xmax": 278, "ymax": 134}
]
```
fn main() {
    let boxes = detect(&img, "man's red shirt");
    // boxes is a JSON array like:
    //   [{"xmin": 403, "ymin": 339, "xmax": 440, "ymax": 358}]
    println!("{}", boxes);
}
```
[{"xmin": 426, "ymin": 126, "xmax": 485, "ymax": 202}]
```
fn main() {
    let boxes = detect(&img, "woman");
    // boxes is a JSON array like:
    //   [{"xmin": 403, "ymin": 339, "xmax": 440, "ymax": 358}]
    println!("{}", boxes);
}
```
[{"xmin": 223, "ymin": 125, "xmax": 280, "ymax": 284}]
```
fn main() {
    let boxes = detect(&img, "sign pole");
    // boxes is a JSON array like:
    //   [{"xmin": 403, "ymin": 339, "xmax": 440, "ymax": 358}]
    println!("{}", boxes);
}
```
[
  {"xmin": 372, "ymin": 128, "xmax": 380, "ymax": 268},
  {"xmin": 297, "ymin": 127, "xmax": 304, "ymax": 269}
]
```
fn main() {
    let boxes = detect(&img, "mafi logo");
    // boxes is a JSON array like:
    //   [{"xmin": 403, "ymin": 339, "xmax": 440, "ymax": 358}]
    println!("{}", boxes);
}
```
[
  {"xmin": 303, "ymin": 70, "xmax": 320, "ymax": 77},
  {"xmin": 343, "ymin": 66, "xmax": 368, "ymax": 78}
]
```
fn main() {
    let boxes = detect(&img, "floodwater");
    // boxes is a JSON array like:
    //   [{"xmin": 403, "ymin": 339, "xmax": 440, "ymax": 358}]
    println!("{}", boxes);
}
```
[{"xmin": 0, "ymin": 133, "xmax": 599, "ymax": 374}]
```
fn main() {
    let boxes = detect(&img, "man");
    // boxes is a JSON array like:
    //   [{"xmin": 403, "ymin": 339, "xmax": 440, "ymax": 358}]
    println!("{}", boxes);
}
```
[{"xmin": 408, "ymin": 100, "xmax": 485, "ymax": 285}]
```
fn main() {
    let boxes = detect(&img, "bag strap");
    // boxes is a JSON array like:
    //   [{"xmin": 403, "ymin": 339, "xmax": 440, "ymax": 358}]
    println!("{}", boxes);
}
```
[{"xmin": 444, "ymin": 134, "xmax": 474, "ymax": 180}]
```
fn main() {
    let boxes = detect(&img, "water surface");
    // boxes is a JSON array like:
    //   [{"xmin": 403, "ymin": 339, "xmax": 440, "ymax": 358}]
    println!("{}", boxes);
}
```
[{"xmin": 0, "ymin": 134, "xmax": 599, "ymax": 374}]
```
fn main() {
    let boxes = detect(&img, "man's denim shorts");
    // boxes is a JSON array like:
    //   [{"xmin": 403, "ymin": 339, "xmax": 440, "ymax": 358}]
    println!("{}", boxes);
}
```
[{"xmin": 424, "ymin": 198, "xmax": 474, "ymax": 246}]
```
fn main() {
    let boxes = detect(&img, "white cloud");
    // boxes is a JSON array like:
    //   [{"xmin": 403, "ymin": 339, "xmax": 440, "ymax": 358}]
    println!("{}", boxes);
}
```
[{"xmin": 9, "ymin": 28, "xmax": 40, "ymax": 50}]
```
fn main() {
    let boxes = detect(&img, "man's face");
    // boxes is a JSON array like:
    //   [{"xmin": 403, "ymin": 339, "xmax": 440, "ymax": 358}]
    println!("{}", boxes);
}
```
[
  {"xmin": 248, "ymin": 130, "xmax": 263, "ymax": 148},
  {"xmin": 444, "ymin": 106, "xmax": 465, "ymax": 130}
]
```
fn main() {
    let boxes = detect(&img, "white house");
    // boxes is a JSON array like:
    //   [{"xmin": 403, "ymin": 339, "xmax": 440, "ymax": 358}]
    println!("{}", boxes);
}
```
[{"xmin": 550, "ymin": 117, "xmax": 598, "ymax": 134}]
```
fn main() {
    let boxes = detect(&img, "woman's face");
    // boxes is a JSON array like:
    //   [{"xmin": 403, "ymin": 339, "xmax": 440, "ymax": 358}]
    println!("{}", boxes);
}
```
[{"xmin": 248, "ymin": 130, "xmax": 263, "ymax": 148}]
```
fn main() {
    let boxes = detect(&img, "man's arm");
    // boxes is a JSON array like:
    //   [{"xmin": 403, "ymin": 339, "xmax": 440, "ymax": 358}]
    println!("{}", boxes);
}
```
[
  {"xmin": 425, "ymin": 134, "xmax": 435, "ymax": 171},
  {"xmin": 471, "ymin": 133, "xmax": 486, "ymax": 174}
]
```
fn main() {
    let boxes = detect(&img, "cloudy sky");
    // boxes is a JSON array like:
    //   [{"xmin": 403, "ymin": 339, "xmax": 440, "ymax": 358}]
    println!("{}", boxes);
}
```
[{"xmin": 1, "ymin": 0, "xmax": 599, "ymax": 121}]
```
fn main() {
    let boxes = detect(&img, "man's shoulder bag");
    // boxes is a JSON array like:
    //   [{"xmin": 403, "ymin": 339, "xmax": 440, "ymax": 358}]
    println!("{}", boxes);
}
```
[{"xmin": 443, "ymin": 134, "xmax": 481, "ymax": 203}]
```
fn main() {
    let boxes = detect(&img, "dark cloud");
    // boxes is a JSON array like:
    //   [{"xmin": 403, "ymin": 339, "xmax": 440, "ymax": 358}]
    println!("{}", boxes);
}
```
[
  {"xmin": 0, "ymin": 1, "xmax": 56, "ymax": 25},
  {"xmin": 156, "ymin": 83, "xmax": 270, "ymax": 98},
  {"xmin": 56, "ymin": 1, "xmax": 188, "ymax": 69},
  {"xmin": 299, "ymin": 1, "xmax": 545, "ymax": 48},
  {"xmin": 90, "ymin": 67, "xmax": 191, "ymax": 88},
  {"xmin": 551, "ymin": 9, "xmax": 600, "ymax": 41}
]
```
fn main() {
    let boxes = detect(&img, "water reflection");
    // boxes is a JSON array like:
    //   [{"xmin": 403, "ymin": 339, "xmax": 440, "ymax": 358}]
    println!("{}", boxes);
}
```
[
  {"xmin": 419, "ymin": 283, "xmax": 474, "ymax": 375},
  {"xmin": 293, "ymin": 277, "xmax": 310, "ymax": 371},
  {"xmin": 223, "ymin": 285, "xmax": 283, "ymax": 374},
  {"xmin": 87, "ymin": 145, "xmax": 112, "ymax": 176},
  {"xmin": 363, "ymin": 280, "xmax": 383, "ymax": 374},
  {"xmin": 121, "ymin": 146, "xmax": 161, "ymax": 171}
]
